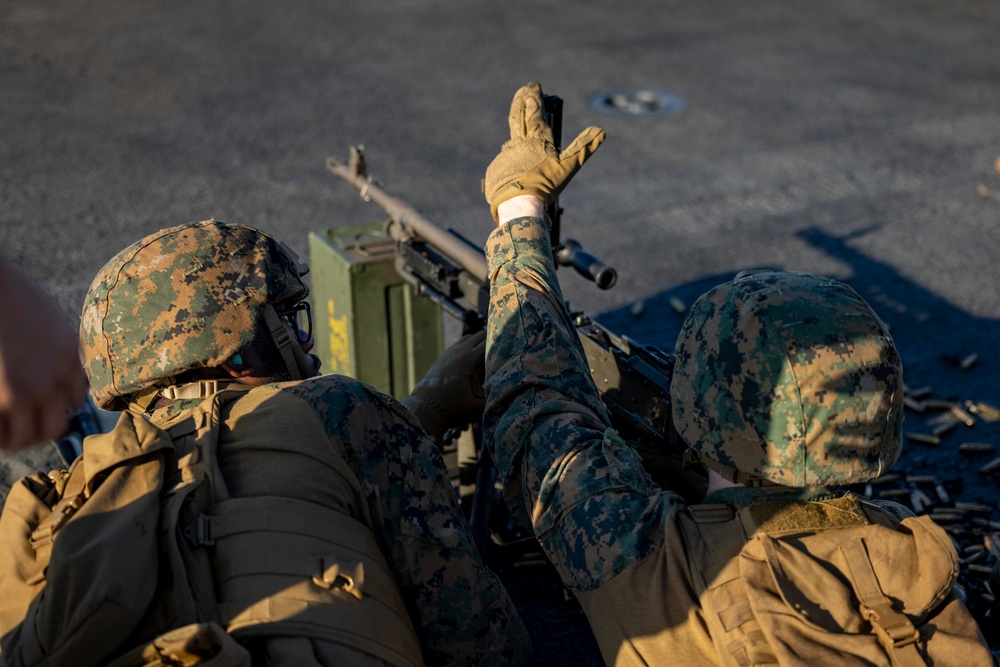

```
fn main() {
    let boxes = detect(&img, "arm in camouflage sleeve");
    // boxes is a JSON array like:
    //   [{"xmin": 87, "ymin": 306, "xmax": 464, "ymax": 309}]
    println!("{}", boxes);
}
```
[
  {"xmin": 287, "ymin": 380, "xmax": 530, "ymax": 665},
  {"xmin": 483, "ymin": 210, "xmax": 679, "ymax": 591}
]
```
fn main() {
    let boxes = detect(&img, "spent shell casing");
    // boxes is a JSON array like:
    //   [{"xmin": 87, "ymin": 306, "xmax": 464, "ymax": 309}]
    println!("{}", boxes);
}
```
[
  {"xmin": 870, "ymin": 473, "xmax": 901, "ymax": 485},
  {"xmin": 907, "ymin": 386, "xmax": 934, "ymax": 399},
  {"xmin": 960, "ymin": 442, "xmax": 996, "ymax": 453},
  {"xmin": 668, "ymin": 296, "xmax": 687, "ymax": 315},
  {"xmin": 923, "ymin": 400, "xmax": 955, "ymax": 411},
  {"xmin": 903, "ymin": 397, "xmax": 926, "ymax": 413},
  {"xmin": 879, "ymin": 488, "xmax": 910, "ymax": 498},
  {"xmin": 932, "ymin": 421, "xmax": 958, "ymax": 437},
  {"xmin": 907, "ymin": 433, "xmax": 941, "ymax": 446},
  {"xmin": 969, "ymin": 401, "xmax": 1000, "ymax": 422},
  {"xmin": 954, "ymin": 502, "xmax": 995, "ymax": 513},
  {"xmin": 949, "ymin": 405, "xmax": 976, "ymax": 426},
  {"xmin": 913, "ymin": 488, "xmax": 934, "ymax": 507},
  {"xmin": 979, "ymin": 456, "xmax": 1000, "ymax": 474},
  {"xmin": 935, "ymin": 484, "xmax": 951, "ymax": 503},
  {"xmin": 959, "ymin": 352, "xmax": 979, "ymax": 370},
  {"xmin": 963, "ymin": 544, "xmax": 986, "ymax": 554},
  {"xmin": 905, "ymin": 475, "xmax": 937, "ymax": 484},
  {"xmin": 863, "ymin": 483, "xmax": 873, "ymax": 498},
  {"xmin": 930, "ymin": 510, "xmax": 967, "ymax": 522},
  {"xmin": 961, "ymin": 550, "xmax": 986, "ymax": 564},
  {"xmin": 630, "ymin": 300, "xmax": 645, "ymax": 317},
  {"xmin": 910, "ymin": 491, "xmax": 925, "ymax": 514},
  {"xmin": 967, "ymin": 564, "xmax": 994, "ymax": 575}
]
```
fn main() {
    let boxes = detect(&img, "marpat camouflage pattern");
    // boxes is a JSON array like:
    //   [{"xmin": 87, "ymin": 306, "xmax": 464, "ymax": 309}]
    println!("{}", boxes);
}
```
[
  {"xmin": 484, "ymin": 216, "xmax": 671, "ymax": 590},
  {"xmin": 80, "ymin": 221, "xmax": 308, "ymax": 410},
  {"xmin": 671, "ymin": 271, "xmax": 903, "ymax": 486}
]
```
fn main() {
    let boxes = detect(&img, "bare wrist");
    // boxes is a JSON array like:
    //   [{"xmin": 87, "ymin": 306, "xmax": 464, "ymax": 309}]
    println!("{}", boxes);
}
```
[{"xmin": 497, "ymin": 196, "xmax": 546, "ymax": 225}]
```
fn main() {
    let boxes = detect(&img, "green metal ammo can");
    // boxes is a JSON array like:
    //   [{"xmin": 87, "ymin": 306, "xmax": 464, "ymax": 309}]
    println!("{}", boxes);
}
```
[{"xmin": 308, "ymin": 222, "xmax": 444, "ymax": 399}]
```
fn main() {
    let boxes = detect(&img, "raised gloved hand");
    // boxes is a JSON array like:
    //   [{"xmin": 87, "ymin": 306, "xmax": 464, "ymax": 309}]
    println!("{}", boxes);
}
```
[
  {"xmin": 401, "ymin": 330, "xmax": 487, "ymax": 443},
  {"xmin": 483, "ymin": 82, "xmax": 606, "ymax": 221}
]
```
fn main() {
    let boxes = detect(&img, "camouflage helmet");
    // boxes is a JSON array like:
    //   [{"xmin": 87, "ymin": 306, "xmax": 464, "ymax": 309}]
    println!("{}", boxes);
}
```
[
  {"xmin": 670, "ymin": 271, "xmax": 903, "ymax": 487},
  {"xmin": 80, "ymin": 220, "xmax": 309, "ymax": 411}
]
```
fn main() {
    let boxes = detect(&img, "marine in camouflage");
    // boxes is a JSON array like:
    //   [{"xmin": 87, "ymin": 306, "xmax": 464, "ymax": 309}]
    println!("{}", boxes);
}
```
[
  {"xmin": 73, "ymin": 220, "xmax": 529, "ymax": 664},
  {"xmin": 480, "ymin": 86, "xmax": 988, "ymax": 665},
  {"xmin": 671, "ymin": 271, "xmax": 904, "ymax": 486},
  {"xmin": 79, "ymin": 220, "xmax": 308, "ymax": 410},
  {"xmin": 482, "ymin": 215, "xmax": 905, "ymax": 589}
]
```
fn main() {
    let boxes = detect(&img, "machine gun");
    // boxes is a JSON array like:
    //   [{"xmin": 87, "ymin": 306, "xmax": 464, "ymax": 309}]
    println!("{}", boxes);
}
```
[{"xmin": 321, "ymin": 102, "xmax": 703, "ymax": 559}]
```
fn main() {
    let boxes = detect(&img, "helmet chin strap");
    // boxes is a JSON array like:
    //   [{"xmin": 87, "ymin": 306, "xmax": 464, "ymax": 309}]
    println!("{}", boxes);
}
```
[{"xmin": 262, "ymin": 303, "xmax": 302, "ymax": 381}]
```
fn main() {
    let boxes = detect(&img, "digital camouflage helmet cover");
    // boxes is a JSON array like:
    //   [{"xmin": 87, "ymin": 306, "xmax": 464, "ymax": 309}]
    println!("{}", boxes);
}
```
[
  {"xmin": 670, "ymin": 271, "xmax": 903, "ymax": 487},
  {"xmin": 80, "ymin": 220, "xmax": 309, "ymax": 411}
]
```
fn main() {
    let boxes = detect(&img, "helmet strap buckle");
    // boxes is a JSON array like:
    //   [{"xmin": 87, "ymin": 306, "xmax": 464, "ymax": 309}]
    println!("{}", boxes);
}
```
[{"xmin": 263, "ymin": 304, "xmax": 302, "ymax": 381}]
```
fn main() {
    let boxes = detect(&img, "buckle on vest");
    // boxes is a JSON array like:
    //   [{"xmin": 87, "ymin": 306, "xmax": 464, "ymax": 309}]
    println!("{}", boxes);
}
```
[
  {"xmin": 312, "ymin": 558, "xmax": 365, "ymax": 601},
  {"xmin": 183, "ymin": 514, "xmax": 215, "ymax": 546},
  {"xmin": 861, "ymin": 604, "xmax": 920, "ymax": 648}
]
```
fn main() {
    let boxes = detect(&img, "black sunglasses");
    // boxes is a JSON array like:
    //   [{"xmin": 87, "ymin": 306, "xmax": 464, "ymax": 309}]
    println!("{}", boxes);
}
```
[{"xmin": 276, "ymin": 301, "xmax": 312, "ymax": 343}]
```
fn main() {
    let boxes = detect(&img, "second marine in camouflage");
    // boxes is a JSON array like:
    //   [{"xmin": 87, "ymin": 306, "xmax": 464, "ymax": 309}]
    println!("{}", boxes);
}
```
[{"xmin": 481, "ymin": 82, "xmax": 993, "ymax": 665}]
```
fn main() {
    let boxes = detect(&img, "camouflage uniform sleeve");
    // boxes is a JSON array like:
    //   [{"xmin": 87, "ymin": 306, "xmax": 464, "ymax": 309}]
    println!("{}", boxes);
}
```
[
  {"xmin": 286, "ymin": 379, "xmax": 530, "ymax": 666},
  {"xmin": 483, "ymin": 216, "xmax": 680, "ymax": 591}
]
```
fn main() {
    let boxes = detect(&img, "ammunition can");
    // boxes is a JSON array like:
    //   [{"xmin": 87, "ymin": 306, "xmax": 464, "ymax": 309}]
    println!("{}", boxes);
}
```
[{"xmin": 309, "ymin": 222, "xmax": 444, "ymax": 399}]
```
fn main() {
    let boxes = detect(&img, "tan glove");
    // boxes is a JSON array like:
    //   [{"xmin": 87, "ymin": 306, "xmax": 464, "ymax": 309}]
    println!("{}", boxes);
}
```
[
  {"xmin": 483, "ymin": 82, "xmax": 606, "ymax": 221},
  {"xmin": 401, "ymin": 330, "xmax": 487, "ymax": 443}
]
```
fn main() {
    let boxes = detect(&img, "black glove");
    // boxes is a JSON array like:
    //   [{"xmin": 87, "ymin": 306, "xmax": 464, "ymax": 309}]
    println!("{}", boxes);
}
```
[{"xmin": 402, "ymin": 330, "xmax": 487, "ymax": 442}]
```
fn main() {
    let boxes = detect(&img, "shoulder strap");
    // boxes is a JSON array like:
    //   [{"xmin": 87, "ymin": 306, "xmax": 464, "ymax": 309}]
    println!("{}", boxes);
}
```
[
  {"xmin": 139, "ymin": 390, "xmax": 246, "ymax": 631},
  {"xmin": 838, "ymin": 538, "xmax": 924, "ymax": 667}
]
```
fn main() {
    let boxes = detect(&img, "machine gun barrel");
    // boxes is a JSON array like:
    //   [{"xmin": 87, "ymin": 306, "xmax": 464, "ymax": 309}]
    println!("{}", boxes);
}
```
[
  {"xmin": 327, "ymin": 146, "xmax": 618, "ymax": 290},
  {"xmin": 326, "ymin": 149, "xmax": 488, "ymax": 284},
  {"xmin": 557, "ymin": 239, "xmax": 617, "ymax": 290}
]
